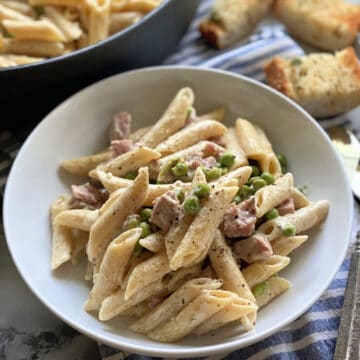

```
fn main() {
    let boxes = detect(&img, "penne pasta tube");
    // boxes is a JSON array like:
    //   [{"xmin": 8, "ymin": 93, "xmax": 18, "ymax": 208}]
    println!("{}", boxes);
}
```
[
  {"xmin": 44, "ymin": 6, "xmax": 82, "ymax": 42},
  {"xmin": 243, "ymin": 255, "xmax": 290, "ymax": 289},
  {"xmin": 291, "ymin": 187, "xmax": 310, "ymax": 209},
  {"xmin": 84, "ymin": 228, "xmax": 142, "ymax": 311},
  {"xmin": 55, "ymin": 209, "xmax": 99, "ymax": 231},
  {"xmin": 141, "ymin": 88, "xmax": 194, "ymax": 148},
  {"xmin": 165, "ymin": 167, "xmax": 207, "ymax": 261},
  {"xmin": 130, "ymin": 278, "xmax": 223, "ymax": 334},
  {"xmin": 124, "ymin": 251, "xmax": 170, "ymax": 301},
  {"xmin": 61, "ymin": 151, "xmax": 111, "ymax": 176},
  {"xmin": 155, "ymin": 120, "xmax": 227, "ymax": 155},
  {"xmin": 3, "ymin": 18, "xmax": 66, "ymax": 41},
  {"xmin": 1, "ymin": 1, "xmax": 35, "ymax": 16},
  {"xmin": 222, "ymin": 127, "xmax": 248, "ymax": 168},
  {"xmin": 70, "ymin": 229, "xmax": 88, "ymax": 265},
  {"xmin": 109, "ymin": 11, "xmax": 142, "ymax": 33},
  {"xmin": 2, "ymin": 38, "xmax": 65, "ymax": 57},
  {"xmin": 235, "ymin": 118, "xmax": 281, "ymax": 175},
  {"xmin": 257, "ymin": 200, "xmax": 330, "ymax": 241},
  {"xmin": 99, "ymin": 278, "xmax": 165, "ymax": 321},
  {"xmin": 86, "ymin": 0, "xmax": 111, "ymax": 44},
  {"xmin": 87, "ymin": 167, "xmax": 149, "ymax": 265},
  {"xmin": 166, "ymin": 263, "xmax": 203, "ymax": 292},
  {"xmin": 0, "ymin": 54, "xmax": 43, "ymax": 65},
  {"xmin": 197, "ymin": 106, "xmax": 225, "ymax": 122},
  {"xmin": 254, "ymin": 276, "xmax": 291, "ymax": 309},
  {"xmin": 217, "ymin": 165, "xmax": 252, "ymax": 187},
  {"xmin": 139, "ymin": 232, "xmax": 165, "ymax": 253},
  {"xmin": 51, "ymin": 195, "xmax": 72, "ymax": 270},
  {"xmin": 147, "ymin": 290, "xmax": 236, "ymax": 343},
  {"xmin": 94, "ymin": 146, "xmax": 160, "ymax": 178},
  {"xmin": 129, "ymin": 125, "xmax": 150, "ymax": 142},
  {"xmin": 271, "ymin": 235, "xmax": 308, "ymax": 256},
  {"xmin": 209, "ymin": 230, "xmax": 257, "ymax": 329},
  {"xmin": 170, "ymin": 185, "xmax": 238, "ymax": 270},
  {"xmin": 122, "ymin": 301, "xmax": 150, "ymax": 318},
  {"xmin": 193, "ymin": 297, "xmax": 258, "ymax": 335},
  {"xmin": 29, "ymin": 0, "xmax": 80, "ymax": 7},
  {"xmin": 0, "ymin": 3, "xmax": 32, "ymax": 21},
  {"xmin": 112, "ymin": 0, "xmax": 160, "ymax": 13},
  {"xmin": 254, "ymin": 173, "xmax": 293, "ymax": 217}
]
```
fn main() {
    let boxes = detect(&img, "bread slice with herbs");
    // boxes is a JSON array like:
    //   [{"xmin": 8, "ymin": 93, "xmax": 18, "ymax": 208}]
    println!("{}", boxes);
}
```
[
  {"xmin": 274, "ymin": 0, "xmax": 360, "ymax": 51},
  {"xmin": 199, "ymin": 0, "xmax": 273, "ymax": 49},
  {"xmin": 264, "ymin": 47, "xmax": 360, "ymax": 118}
]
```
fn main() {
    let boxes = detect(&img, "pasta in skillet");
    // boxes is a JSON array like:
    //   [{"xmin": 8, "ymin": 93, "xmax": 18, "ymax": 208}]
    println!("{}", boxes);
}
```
[
  {"xmin": 0, "ymin": 0, "xmax": 162, "ymax": 67},
  {"xmin": 51, "ymin": 87, "xmax": 330, "ymax": 342}
]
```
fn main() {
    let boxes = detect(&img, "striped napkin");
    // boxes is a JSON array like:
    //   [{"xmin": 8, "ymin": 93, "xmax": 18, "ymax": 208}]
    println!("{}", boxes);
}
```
[{"xmin": 99, "ymin": 1, "xmax": 360, "ymax": 359}]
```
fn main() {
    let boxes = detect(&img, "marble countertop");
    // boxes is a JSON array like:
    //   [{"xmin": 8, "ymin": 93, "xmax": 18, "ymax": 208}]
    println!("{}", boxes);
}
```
[{"xmin": 0, "ymin": 226, "xmax": 101, "ymax": 360}]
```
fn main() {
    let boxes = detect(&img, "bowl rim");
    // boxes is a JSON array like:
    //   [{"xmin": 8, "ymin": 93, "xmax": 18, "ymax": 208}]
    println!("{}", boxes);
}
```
[
  {"xmin": 3, "ymin": 65, "xmax": 354, "ymax": 357},
  {"xmin": 0, "ymin": 0, "xmax": 172, "ymax": 73}
]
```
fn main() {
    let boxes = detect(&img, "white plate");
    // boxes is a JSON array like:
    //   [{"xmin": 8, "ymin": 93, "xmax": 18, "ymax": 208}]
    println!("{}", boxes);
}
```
[{"xmin": 3, "ymin": 66, "xmax": 353, "ymax": 358}]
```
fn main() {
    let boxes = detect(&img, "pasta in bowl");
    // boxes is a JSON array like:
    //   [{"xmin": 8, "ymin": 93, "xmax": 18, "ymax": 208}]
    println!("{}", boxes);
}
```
[{"xmin": 3, "ymin": 67, "xmax": 352, "ymax": 356}]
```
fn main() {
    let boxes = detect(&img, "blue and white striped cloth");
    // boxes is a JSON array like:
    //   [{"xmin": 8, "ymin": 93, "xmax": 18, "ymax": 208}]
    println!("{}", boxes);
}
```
[{"xmin": 100, "ymin": 1, "xmax": 360, "ymax": 359}]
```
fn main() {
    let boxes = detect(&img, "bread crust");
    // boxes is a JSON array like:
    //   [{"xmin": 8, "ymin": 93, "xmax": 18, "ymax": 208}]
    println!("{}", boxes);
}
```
[
  {"xmin": 200, "ymin": 0, "xmax": 273, "ymax": 49},
  {"xmin": 274, "ymin": 0, "xmax": 360, "ymax": 51},
  {"xmin": 264, "ymin": 47, "xmax": 360, "ymax": 118}
]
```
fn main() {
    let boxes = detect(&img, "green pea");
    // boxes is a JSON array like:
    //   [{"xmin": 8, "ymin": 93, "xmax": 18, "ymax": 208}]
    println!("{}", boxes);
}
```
[
  {"xmin": 124, "ymin": 171, "xmax": 137, "ymax": 180},
  {"xmin": 282, "ymin": 223, "xmax": 297, "ymax": 236},
  {"xmin": 133, "ymin": 241, "xmax": 143, "ymax": 257},
  {"xmin": 220, "ymin": 152, "xmax": 236, "ymax": 168},
  {"xmin": 171, "ymin": 161, "xmax": 188, "ymax": 177},
  {"xmin": 126, "ymin": 217, "xmax": 140, "ymax": 229},
  {"xmin": 204, "ymin": 166, "xmax": 222, "ymax": 181},
  {"xmin": 264, "ymin": 208, "xmax": 279, "ymax": 221},
  {"xmin": 261, "ymin": 172, "xmax": 275, "ymax": 185},
  {"xmin": 252, "ymin": 178, "xmax": 267, "ymax": 192},
  {"xmin": 184, "ymin": 195, "xmax": 201, "ymax": 215},
  {"xmin": 251, "ymin": 165, "xmax": 260, "ymax": 177},
  {"xmin": 139, "ymin": 222, "xmax": 152, "ymax": 238},
  {"xmin": 158, "ymin": 158, "xmax": 179, "ymax": 183},
  {"xmin": 237, "ymin": 185, "xmax": 254, "ymax": 199},
  {"xmin": 277, "ymin": 154, "xmax": 288, "ymax": 173},
  {"xmin": 252, "ymin": 281, "xmax": 268, "ymax": 297},
  {"xmin": 140, "ymin": 208, "xmax": 152, "ymax": 222},
  {"xmin": 234, "ymin": 195, "xmax": 242, "ymax": 204},
  {"xmin": 193, "ymin": 183, "xmax": 211, "ymax": 199},
  {"xmin": 175, "ymin": 188, "xmax": 185, "ymax": 203}
]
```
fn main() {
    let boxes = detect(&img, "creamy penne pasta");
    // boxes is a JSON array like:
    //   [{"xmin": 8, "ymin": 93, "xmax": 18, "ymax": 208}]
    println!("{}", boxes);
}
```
[
  {"xmin": 51, "ymin": 87, "xmax": 329, "ymax": 343},
  {"xmin": 0, "ymin": 0, "xmax": 162, "ymax": 67}
]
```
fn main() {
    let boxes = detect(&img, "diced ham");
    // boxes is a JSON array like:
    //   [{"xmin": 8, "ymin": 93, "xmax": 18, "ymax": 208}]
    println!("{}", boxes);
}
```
[
  {"xmin": 208, "ymin": 135, "xmax": 225, "ymax": 147},
  {"xmin": 70, "ymin": 183, "xmax": 108, "ymax": 209},
  {"xmin": 110, "ymin": 139, "xmax": 134, "ymax": 158},
  {"xmin": 186, "ymin": 152, "xmax": 217, "ymax": 170},
  {"xmin": 147, "ymin": 295, "xmax": 164, "ymax": 309},
  {"xmin": 276, "ymin": 198, "xmax": 295, "ymax": 216},
  {"xmin": 109, "ymin": 112, "xmax": 131, "ymax": 141},
  {"xmin": 232, "ymin": 233, "xmax": 273, "ymax": 264},
  {"xmin": 203, "ymin": 141, "xmax": 222, "ymax": 160},
  {"xmin": 150, "ymin": 191, "xmax": 181, "ymax": 231},
  {"xmin": 222, "ymin": 198, "xmax": 257, "ymax": 238}
]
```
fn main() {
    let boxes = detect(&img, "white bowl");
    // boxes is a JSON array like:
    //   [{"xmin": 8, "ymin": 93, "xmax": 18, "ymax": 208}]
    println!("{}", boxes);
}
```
[{"xmin": 3, "ymin": 66, "xmax": 353, "ymax": 358}]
